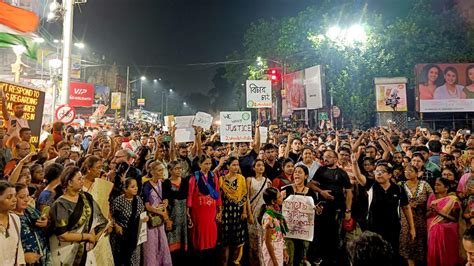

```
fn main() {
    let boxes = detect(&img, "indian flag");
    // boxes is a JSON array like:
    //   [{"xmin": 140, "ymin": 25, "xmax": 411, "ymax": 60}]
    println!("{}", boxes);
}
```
[{"xmin": 0, "ymin": 2, "xmax": 40, "ymax": 59}]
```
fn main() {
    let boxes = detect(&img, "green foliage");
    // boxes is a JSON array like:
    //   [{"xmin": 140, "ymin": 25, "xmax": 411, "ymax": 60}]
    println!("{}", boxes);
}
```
[{"xmin": 228, "ymin": 0, "xmax": 474, "ymax": 128}]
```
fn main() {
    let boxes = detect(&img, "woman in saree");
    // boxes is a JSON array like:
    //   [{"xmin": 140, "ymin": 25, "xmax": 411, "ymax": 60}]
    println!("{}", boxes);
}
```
[
  {"xmin": 219, "ymin": 157, "xmax": 249, "ymax": 266},
  {"xmin": 247, "ymin": 159, "xmax": 272, "ymax": 266},
  {"xmin": 187, "ymin": 155, "xmax": 222, "ymax": 263},
  {"xmin": 427, "ymin": 177, "xmax": 461, "ymax": 266},
  {"xmin": 163, "ymin": 160, "xmax": 189, "ymax": 264},
  {"xmin": 49, "ymin": 166, "xmax": 108, "ymax": 266}
]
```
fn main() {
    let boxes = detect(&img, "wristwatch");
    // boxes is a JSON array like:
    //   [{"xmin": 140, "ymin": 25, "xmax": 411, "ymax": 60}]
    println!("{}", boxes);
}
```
[{"xmin": 345, "ymin": 209, "xmax": 351, "ymax": 213}]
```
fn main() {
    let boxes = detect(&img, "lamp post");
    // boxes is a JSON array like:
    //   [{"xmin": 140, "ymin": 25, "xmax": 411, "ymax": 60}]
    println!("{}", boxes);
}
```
[{"xmin": 140, "ymin": 76, "xmax": 146, "ymax": 98}]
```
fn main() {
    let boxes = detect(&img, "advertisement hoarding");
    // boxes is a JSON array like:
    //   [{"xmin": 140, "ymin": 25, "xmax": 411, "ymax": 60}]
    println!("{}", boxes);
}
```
[
  {"xmin": 416, "ymin": 63, "xmax": 474, "ymax": 112},
  {"xmin": 374, "ymin": 77, "xmax": 408, "ymax": 112},
  {"xmin": 70, "ymin": 82, "xmax": 94, "ymax": 107}
]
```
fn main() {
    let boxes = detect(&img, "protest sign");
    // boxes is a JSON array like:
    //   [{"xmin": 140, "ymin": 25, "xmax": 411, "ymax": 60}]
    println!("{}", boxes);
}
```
[
  {"xmin": 282, "ymin": 195, "xmax": 315, "ymax": 241},
  {"xmin": 220, "ymin": 111, "xmax": 252, "ymax": 143},
  {"xmin": 259, "ymin": 126, "xmax": 268, "ymax": 144},
  {"xmin": 174, "ymin": 115, "xmax": 194, "ymax": 129},
  {"xmin": 246, "ymin": 80, "xmax": 272, "ymax": 108},
  {"xmin": 193, "ymin": 112, "xmax": 213, "ymax": 129},
  {"xmin": 0, "ymin": 80, "xmax": 45, "ymax": 147},
  {"xmin": 175, "ymin": 128, "xmax": 195, "ymax": 143},
  {"xmin": 137, "ymin": 212, "xmax": 148, "ymax": 246}
]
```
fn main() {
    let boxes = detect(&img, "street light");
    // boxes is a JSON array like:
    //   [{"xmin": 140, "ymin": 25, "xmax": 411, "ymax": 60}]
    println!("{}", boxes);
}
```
[
  {"xmin": 326, "ymin": 24, "xmax": 367, "ymax": 47},
  {"xmin": 140, "ymin": 76, "xmax": 146, "ymax": 98},
  {"xmin": 153, "ymin": 79, "xmax": 157, "ymax": 83},
  {"xmin": 74, "ymin": 42, "xmax": 85, "ymax": 49},
  {"xmin": 183, "ymin": 102, "xmax": 187, "ymax": 106}
]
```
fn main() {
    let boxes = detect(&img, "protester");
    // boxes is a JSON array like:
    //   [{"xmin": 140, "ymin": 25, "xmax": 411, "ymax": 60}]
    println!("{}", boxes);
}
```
[
  {"xmin": 111, "ymin": 178, "xmax": 146, "ymax": 266},
  {"xmin": 0, "ymin": 180, "xmax": 24, "ymax": 265},
  {"xmin": 247, "ymin": 159, "xmax": 272, "ymax": 266},
  {"xmin": 272, "ymin": 158, "xmax": 294, "ymax": 191},
  {"xmin": 348, "ymin": 231, "xmax": 394, "ymax": 266},
  {"xmin": 463, "ymin": 226, "xmax": 474, "ymax": 266}
]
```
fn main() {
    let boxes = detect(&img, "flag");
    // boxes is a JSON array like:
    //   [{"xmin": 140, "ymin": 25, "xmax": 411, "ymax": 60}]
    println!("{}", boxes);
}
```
[{"xmin": 0, "ymin": 2, "xmax": 40, "ymax": 59}]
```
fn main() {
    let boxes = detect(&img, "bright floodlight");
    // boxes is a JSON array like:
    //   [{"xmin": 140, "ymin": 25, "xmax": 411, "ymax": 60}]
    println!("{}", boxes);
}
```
[
  {"xmin": 74, "ymin": 42, "xmax": 85, "ymax": 49},
  {"xmin": 53, "ymin": 39, "xmax": 60, "ymax": 43},
  {"xmin": 12, "ymin": 45, "xmax": 26, "ymax": 55},
  {"xmin": 140, "ymin": 76, "xmax": 146, "ymax": 81},
  {"xmin": 327, "ymin": 26, "xmax": 341, "ymax": 41},
  {"xmin": 183, "ymin": 102, "xmax": 187, "ymax": 106},
  {"xmin": 49, "ymin": 58, "xmax": 62, "ymax": 69},
  {"xmin": 153, "ymin": 79, "xmax": 158, "ymax": 82},
  {"xmin": 346, "ymin": 24, "xmax": 367, "ymax": 44}
]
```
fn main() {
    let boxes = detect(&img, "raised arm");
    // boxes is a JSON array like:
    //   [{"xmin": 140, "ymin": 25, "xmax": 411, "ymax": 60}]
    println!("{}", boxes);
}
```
[
  {"xmin": 169, "ymin": 126, "xmax": 177, "ymax": 161},
  {"xmin": 0, "ymin": 90, "xmax": 10, "ymax": 122},
  {"xmin": 253, "ymin": 120, "xmax": 261, "ymax": 153},
  {"xmin": 351, "ymin": 152, "xmax": 367, "ymax": 186}
]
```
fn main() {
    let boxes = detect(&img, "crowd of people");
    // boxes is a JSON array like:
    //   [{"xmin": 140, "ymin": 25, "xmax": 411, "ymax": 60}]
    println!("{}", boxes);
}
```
[{"xmin": 2, "ymin": 98, "xmax": 474, "ymax": 265}]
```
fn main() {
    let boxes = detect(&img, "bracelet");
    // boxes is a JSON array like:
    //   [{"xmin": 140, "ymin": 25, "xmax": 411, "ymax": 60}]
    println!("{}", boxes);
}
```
[{"xmin": 80, "ymin": 233, "xmax": 84, "ymax": 241}]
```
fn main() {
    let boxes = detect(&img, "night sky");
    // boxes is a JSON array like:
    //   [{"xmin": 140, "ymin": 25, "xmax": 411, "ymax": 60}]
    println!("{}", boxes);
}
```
[{"xmin": 73, "ymin": 0, "xmax": 412, "ymax": 95}]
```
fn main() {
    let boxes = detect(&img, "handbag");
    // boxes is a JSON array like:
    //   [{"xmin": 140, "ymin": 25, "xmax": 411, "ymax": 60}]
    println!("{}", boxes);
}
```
[{"xmin": 147, "ymin": 182, "xmax": 165, "ymax": 227}]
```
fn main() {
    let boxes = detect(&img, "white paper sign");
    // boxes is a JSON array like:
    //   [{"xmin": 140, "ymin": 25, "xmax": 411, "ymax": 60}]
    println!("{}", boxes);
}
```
[
  {"xmin": 137, "ymin": 212, "xmax": 148, "ymax": 246},
  {"xmin": 175, "ymin": 128, "xmax": 195, "ymax": 143},
  {"xmin": 282, "ymin": 195, "xmax": 315, "ymax": 241},
  {"xmin": 174, "ymin": 116, "xmax": 194, "ymax": 129},
  {"xmin": 246, "ymin": 80, "xmax": 272, "ymax": 108},
  {"xmin": 193, "ymin": 112, "xmax": 213, "ymax": 129},
  {"xmin": 220, "ymin": 111, "xmax": 252, "ymax": 143},
  {"xmin": 259, "ymin": 126, "xmax": 268, "ymax": 144}
]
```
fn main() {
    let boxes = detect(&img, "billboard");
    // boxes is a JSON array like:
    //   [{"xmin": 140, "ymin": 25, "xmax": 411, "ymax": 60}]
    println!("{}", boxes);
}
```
[
  {"xmin": 374, "ymin": 77, "xmax": 408, "ymax": 112},
  {"xmin": 282, "ymin": 65, "xmax": 324, "ymax": 116},
  {"xmin": 94, "ymin": 84, "xmax": 110, "ymax": 107},
  {"xmin": 0, "ymin": 80, "xmax": 45, "ymax": 147},
  {"xmin": 70, "ymin": 82, "xmax": 94, "ymax": 107},
  {"xmin": 416, "ymin": 63, "xmax": 474, "ymax": 112}
]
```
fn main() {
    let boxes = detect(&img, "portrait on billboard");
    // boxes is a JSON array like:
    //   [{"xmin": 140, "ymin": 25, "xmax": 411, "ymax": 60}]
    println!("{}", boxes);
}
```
[
  {"xmin": 375, "ymin": 83, "xmax": 408, "ymax": 112},
  {"xmin": 416, "ymin": 63, "xmax": 474, "ymax": 112}
]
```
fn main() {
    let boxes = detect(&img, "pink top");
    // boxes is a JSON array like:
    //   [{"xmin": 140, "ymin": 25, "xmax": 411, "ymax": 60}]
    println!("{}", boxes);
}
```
[{"xmin": 419, "ymin": 84, "xmax": 434, "ymax": 100}]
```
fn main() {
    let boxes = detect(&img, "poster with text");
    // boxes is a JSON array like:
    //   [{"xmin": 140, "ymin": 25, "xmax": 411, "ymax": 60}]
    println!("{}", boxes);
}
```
[
  {"xmin": 416, "ymin": 63, "xmax": 474, "ymax": 112},
  {"xmin": 220, "ymin": 111, "xmax": 252, "ymax": 143},
  {"xmin": 375, "ymin": 83, "xmax": 407, "ymax": 112},
  {"xmin": 246, "ymin": 80, "xmax": 272, "ymax": 108},
  {"xmin": 282, "ymin": 195, "xmax": 315, "ymax": 242},
  {"xmin": 70, "ymin": 82, "xmax": 94, "ymax": 107},
  {"xmin": 0, "ymin": 80, "xmax": 45, "ymax": 147}
]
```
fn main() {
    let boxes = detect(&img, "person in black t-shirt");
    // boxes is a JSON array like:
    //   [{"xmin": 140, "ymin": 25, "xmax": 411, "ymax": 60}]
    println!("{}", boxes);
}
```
[
  {"xmin": 308, "ymin": 150, "xmax": 352, "ymax": 265},
  {"xmin": 285, "ymin": 134, "xmax": 303, "ymax": 163},
  {"xmin": 263, "ymin": 143, "xmax": 281, "ymax": 181},
  {"xmin": 238, "ymin": 121, "xmax": 260, "ymax": 178},
  {"xmin": 353, "ymin": 160, "xmax": 415, "ymax": 261}
]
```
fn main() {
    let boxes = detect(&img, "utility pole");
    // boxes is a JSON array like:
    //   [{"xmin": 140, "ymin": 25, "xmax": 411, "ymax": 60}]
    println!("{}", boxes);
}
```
[
  {"xmin": 125, "ymin": 66, "xmax": 130, "ymax": 121},
  {"xmin": 60, "ymin": 0, "xmax": 74, "ymax": 105}
]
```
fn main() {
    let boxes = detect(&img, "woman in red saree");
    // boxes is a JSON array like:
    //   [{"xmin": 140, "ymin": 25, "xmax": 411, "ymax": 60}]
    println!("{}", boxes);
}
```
[{"xmin": 427, "ymin": 177, "xmax": 461, "ymax": 266}]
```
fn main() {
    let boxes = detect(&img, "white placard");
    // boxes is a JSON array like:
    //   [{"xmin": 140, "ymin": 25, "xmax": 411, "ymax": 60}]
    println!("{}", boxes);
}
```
[
  {"xmin": 220, "ymin": 111, "xmax": 252, "ymax": 143},
  {"xmin": 193, "ymin": 112, "xmax": 213, "ymax": 129},
  {"xmin": 282, "ymin": 195, "xmax": 315, "ymax": 241},
  {"xmin": 304, "ymin": 66, "xmax": 324, "ymax": 109},
  {"xmin": 137, "ymin": 212, "xmax": 148, "ymax": 246},
  {"xmin": 175, "ymin": 128, "xmax": 195, "ymax": 143},
  {"xmin": 174, "ymin": 116, "xmax": 194, "ymax": 129},
  {"xmin": 246, "ymin": 80, "xmax": 272, "ymax": 108},
  {"xmin": 259, "ymin": 126, "xmax": 268, "ymax": 144}
]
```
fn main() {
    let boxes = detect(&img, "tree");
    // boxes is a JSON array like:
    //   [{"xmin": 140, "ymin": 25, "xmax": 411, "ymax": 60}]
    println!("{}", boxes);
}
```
[
  {"xmin": 228, "ymin": 0, "xmax": 474, "ymax": 127},
  {"xmin": 208, "ymin": 67, "xmax": 235, "ymax": 112}
]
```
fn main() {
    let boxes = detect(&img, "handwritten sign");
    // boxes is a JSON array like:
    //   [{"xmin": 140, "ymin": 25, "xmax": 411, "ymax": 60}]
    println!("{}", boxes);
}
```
[
  {"xmin": 193, "ymin": 112, "xmax": 213, "ymax": 129},
  {"xmin": 137, "ymin": 212, "xmax": 148, "ymax": 246},
  {"xmin": 174, "ymin": 115, "xmax": 194, "ymax": 129},
  {"xmin": 0, "ymin": 80, "xmax": 45, "ymax": 147},
  {"xmin": 220, "ymin": 111, "xmax": 252, "ymax": 143},
  {"xmin": 282, "ymin": 195, "xmax": 315, "ymax": 241},
  {"xmin": 259, "ymin": 126, "xmax": 268, "ymax": 144},
  {"xmin": 246, "ymin": 80, "xmax": 272, "ymax": 108},
  {"xmin": 175, "ymin": 128, "xmax": 195, "ymax": 143}
]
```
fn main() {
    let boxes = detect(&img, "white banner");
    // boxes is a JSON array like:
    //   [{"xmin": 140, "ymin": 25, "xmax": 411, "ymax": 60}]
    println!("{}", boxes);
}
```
[
  {"xmin": 246, "ymin": 80, "xmax": 272, "ymax": 108},
  {"xmin": 420, "ymin": 99, "xmax": 474, "ymax": 112},
  {"xmin": 175, "ymin": 128, "xmax": 195, "ymax": 143},
  {"xmin": 259, "ymin": 126, "xmax": 268, "ymax": 145},
  {"xmin": 282, "ymin": 195, "xmax": 315, "ymax": 241},
  {"xmin": 220, "ymin": 111, "xmax": 252, "ymax": 143},
  {"xmin": 304, "ymin": 66, "xmax": 324, "ymax": 109},
  {"xmin": 174, "ymin": 116, "xmax": 194, "ymax": 129},
  {"xmin": 193, "ymin": 112, "xmax": 213, "ymax": 129}
]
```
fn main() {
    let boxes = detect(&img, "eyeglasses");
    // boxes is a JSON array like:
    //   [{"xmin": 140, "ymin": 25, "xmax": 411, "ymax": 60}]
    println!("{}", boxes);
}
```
[{"xmin": 373, "ymin": 170, "xmax": 387, "ymax": 175}]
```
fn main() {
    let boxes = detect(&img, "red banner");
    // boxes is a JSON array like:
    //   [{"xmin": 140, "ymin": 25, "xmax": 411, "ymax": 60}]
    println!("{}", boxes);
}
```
[{"xmin": 70, "ymin": 82, "xmax": 94, "ymax": 106}]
